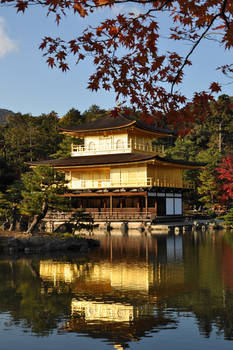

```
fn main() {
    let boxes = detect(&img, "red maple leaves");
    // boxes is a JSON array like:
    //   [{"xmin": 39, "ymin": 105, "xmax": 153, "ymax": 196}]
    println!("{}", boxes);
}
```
[
  {"xmin": 2, "ymin": 0, "xmax": 233, "ymax": 129},
  {"xmin": 210, "ymin": 82, "xmax": 222, "ymax": 93},
  {"xmin": 216, "ymin": 156, "xmax": 233, "ymax": 201}
]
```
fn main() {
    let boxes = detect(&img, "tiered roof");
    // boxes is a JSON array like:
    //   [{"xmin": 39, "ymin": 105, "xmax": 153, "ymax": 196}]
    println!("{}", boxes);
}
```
[{"xmin": 28, "ymin": 114, "xmax": 205, "ymax": 169}]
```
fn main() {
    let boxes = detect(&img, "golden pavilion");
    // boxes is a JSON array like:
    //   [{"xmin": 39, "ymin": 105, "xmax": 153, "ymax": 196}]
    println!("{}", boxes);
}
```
[{"xmin": 33, "ymin": 114, "xmax": 203, "ymax": 221}]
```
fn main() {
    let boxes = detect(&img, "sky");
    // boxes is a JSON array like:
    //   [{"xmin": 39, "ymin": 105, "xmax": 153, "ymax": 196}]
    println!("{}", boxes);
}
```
[{"xmin": 0, "ymin": 4, "xmax": 232, "ymax": 117}]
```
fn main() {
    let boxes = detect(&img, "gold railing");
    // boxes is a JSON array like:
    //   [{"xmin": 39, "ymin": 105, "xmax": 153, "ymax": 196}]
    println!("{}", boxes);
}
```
[
  {"xmin": 154, "ymin": 179, "xmax": 195, "ymax": 189},
  {"xmin": 70, "ymin": 177, "xmax": 153, "ymax": 189},
  {"xmin": 69, "ymin": 177, "xmax": 194, "ymax": 190},
  {"xmin": 71, "ymin": 142, "xmax": 165, "ymax": 156}
]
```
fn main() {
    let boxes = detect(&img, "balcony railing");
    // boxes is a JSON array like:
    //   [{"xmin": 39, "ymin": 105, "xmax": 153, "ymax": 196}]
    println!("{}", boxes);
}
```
[
  {"xmin": 70, "ymin": 177, "xmax": 153, "ymax": 189},
  {"xmin": 71, "ymin": 141, "xmax": 165, "ymax": 156},
  {"xmin": 69, "ymin": 177, "xmax": 194, "ymax": 190},
  {"xmin": 44, "ymin": 209, "xmax": 156, "ymax": 222}
]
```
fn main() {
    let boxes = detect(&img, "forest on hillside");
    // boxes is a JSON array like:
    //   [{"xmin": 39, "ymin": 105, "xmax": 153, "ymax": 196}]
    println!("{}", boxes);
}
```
[{"xmin": 0, "ymin": 97, "xmax": 232, "ymax": 231}]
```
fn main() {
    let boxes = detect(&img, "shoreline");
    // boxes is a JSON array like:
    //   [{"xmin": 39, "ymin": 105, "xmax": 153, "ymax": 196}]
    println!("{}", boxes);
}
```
[{"xmin": 0, "ymin": 230, "xmax": 99, "ymax": 254}]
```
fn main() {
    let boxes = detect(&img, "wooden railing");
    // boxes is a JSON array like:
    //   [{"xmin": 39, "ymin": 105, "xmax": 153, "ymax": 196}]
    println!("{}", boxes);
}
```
[
  {"xmin": 91, "ymin": 212, "xmax": 154, "ymax": 221},
  {"xmin": 44, "ymin": 209, "xmax": 155, "ymax": 222},
  {"xmin": 71, "ymin": 142, "xmax": 165, "ymax": 156}
]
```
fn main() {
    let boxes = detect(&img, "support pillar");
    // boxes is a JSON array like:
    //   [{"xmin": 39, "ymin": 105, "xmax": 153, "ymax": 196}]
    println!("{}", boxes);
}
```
[
  {"xmin": 145, "ymin": 194, "xmax": 148, "ymax": 216},
  {"xmin": 155, "ymin": 200, "xmax": 157, "ymax": 216},
  {"xmin": 110, "ymin": 195, "xmax": 113, "ymax": 215}
]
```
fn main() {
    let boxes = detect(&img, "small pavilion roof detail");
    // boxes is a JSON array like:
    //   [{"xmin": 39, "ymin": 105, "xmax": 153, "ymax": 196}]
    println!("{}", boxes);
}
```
[
  {"xmin": 28, "ymin": 153, "xmax": 205, "ymax": 169},
  {"xmin": 60, "ymin": 115, "xmax": 174, "ymax": 137}
]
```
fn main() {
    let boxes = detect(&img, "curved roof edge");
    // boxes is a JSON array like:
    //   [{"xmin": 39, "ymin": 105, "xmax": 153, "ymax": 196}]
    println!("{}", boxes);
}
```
[
  {"xmin": 59, "ymin": 115, "xmax": 174, "ymax": 136},
  {"xmin": 154, "ymin": 156, "xmax": 206, "ymax": 168},
  {"xmin": 27, "ymin": 153, "xmax": 205, "ymax": 169}
]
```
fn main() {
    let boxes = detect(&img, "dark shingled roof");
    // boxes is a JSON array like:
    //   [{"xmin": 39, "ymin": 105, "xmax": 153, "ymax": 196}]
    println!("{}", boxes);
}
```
[
  {"xmin": 28, "ymin": 153, "xmax": 205, "ymax": 168},
  {"xmin": 155, "ymin": 156, "xmax": 206, "ymax": 167},
  {"xmin": 60, "ymin": 114, "xmax": 174, "ymax": 136}
]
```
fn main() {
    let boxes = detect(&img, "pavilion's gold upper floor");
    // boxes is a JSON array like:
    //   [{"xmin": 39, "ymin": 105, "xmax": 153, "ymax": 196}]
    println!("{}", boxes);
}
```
[
  {"xmin": 60, "ymin": 114, "xmax": 174, "ymax": 157},
  {"xmin": 71, "ymin": 135, "xmax": 165, "ymax": 157}
]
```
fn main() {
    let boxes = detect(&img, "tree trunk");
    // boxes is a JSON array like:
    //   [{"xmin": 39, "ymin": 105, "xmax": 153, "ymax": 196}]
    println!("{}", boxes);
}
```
[
  {"xmin": 9, "ymin": 204, "xmax": 18, "ymax": 231},
  {"xmin": 26, "ymin": 201, "xmax": 48, "ymax": 234},
  {"xmin": 219, "ymin": 122, "xmax": 222, "ymax": 153},
  {"xmin": 1, "ymin": 219, "xmax": 10, "ymax": 231}
]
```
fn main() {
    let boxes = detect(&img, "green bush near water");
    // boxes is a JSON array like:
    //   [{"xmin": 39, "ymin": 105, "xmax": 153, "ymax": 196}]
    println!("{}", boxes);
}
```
[
  {"xmin": 220, "ymin": 208, "xmax": 233, "ymax": 229},
  {"xmin": 43, "ymin": 231, "xmax": 83, "ymax": 239}
]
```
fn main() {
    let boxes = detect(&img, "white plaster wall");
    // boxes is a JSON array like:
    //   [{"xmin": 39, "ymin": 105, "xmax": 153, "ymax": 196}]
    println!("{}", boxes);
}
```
[{"xmin": 84, "ymin": 133, "xmax": 128, "ymax": 151}]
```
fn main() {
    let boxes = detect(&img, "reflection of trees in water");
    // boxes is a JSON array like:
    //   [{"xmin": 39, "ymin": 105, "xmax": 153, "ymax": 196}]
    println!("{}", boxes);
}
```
[
  {"xmin": 164, "ymin": 232, "xmax": 233, "ymax": 341},
  {"xmin": 0, "ymin": 233, "xmax": 233, "ymax": 343},
  {"xmin": 163, "ymin": 288, "xmax": 233, "ymax": 340},
  {"xmin": 0, "ymin": 258, "xmax": 73, "ymax": 336}
]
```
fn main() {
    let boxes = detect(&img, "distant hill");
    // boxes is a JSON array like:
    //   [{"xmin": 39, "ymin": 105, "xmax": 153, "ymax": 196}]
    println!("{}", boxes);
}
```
[{"xmin": 0, "ymin": 109, "xmax": 15, "ymax": 124}]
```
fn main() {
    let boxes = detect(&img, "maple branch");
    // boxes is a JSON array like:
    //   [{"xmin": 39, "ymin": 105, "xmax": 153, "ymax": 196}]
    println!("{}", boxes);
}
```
[
  {"xmin": 220, "ymin": 0, "xmax": 230, "ymax": 29},
  {"xmin": 85, "ymin": 0, "xmax": 174, "ymax": 11},
  {"xmin": 171, "ymin": 0, "xmax": 230, "ymax": 94}
]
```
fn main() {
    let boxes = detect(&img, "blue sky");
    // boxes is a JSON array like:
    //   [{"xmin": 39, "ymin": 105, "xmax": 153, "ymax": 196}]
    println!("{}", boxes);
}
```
[{"xmin": 0, "ymin": 4, "xmax": 232, "ymax": 117}]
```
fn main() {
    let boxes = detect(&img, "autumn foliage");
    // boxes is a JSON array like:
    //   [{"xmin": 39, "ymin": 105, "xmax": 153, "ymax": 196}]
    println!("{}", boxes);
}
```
[
  {"xmin": 1, "ymin": 0, "xmax": 233, "ymax": 129},
  {"xmin": 216, "ymin": 156, "xmax": 233, "ymax": 201}
]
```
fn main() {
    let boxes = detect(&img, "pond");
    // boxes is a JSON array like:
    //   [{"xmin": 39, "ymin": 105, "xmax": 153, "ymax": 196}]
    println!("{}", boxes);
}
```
[{"xmin": 0, "ymin": 230, "xmax": 233, "ymax": 350}]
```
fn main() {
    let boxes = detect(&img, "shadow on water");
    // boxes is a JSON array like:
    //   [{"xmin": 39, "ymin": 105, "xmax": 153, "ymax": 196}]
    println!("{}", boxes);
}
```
[{"xmin": 0, "ymin": 230, "xmax": 233, "ymax": 348}]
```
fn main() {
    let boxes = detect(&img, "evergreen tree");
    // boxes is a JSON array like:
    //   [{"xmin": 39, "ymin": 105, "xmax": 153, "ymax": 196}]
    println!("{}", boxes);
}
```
[
  {"xmin": 82, "ymin": 105, "xmax": 106, "ymax": 123},
  {"xmin": 59, "ymin": 108, "xmax": 84, "ymax": 127},
  {"xmin": 0, "ymin": 181, "xmax": 24, "ymax": 231},
  {"xmin": 198, "ymin": 169, "xmax": 221, "ymax": 211},
  {"xmin": 20, "ymin": 166, "xmax": 69, "ymax": 234},
  {"xmin": 0, "ymin": 112, "xmax": 62, "ymax": 181},
  {"xmin": 196, "ymin": 149, "xmax": 222, "ymax": 210},
  {"xmin": 221, "ymin": 209, "xmax": 233, "ymax": 229},
  {"xmin": 166, "ymin": 137, "xmax": 199, "ymax": 161},
  {"xmin": 0, "ymin": 157, "xmax": 18, "ymax": 192},
  {"xmin": 50, "ymin": 136, "xmax": 74, "ymax": 159},
  {"xmin": 207, "ymin": 95, "xmax": 233, "ymax": 155},
  {"xmin": 68, "ymin": 210, "xmax": 96, "ymax": 234},
  {"xmin": 34, "ymin": 112, "xmax": 62, "ymax": 160}
]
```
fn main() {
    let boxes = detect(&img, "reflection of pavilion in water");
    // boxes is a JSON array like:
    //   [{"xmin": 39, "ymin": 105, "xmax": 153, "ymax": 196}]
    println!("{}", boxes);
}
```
[
  {"xmin": 62, "ymin": 298, "xmax": 177, "ymax": 349},
  {"xmin": 39, "ymin": 236, "xmax": 186, "ymax": 348},
  {"xmin": 39, "ymin": 236, "xmax": 185, "ymax": 295}
]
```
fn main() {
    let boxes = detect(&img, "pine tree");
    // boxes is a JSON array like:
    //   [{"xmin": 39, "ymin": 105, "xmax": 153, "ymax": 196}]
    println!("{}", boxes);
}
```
[
  {"xmin": 0, "ymin": 181, "xmax": 24, "ymax": 231},
  {"xmin": 50, "ymin": 136, "xmax": 74, "ymax": 159},
  {"xmin": 221, "ymin": 208, "xmax": 233, "ymax": 229},
  {"xmin": 68, "ymin": 210, "xmax": 96, "ymax": 234},
  {"xmin": 20, "ymin": 166, "xmax": 69, "ymax": 234},
  {"xmin": 198, "ymin": 169, "xmax": 221, "ymax": 211},
  {"xmin": 59, "ymin": 108, "xmax": 84, "ymax": 127}
]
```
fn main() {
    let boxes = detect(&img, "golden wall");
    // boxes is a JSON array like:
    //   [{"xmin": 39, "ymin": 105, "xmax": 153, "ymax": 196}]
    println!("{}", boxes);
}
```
[
  {"xmin": 65, "ymin": 164, "xmax": 183, "ymax": 189},
  {"xmin": 128, "ymin": 133, "xmax": 154, "ymax": 148},
  {"xmin": 110, "ymin": 165, "xmax": 147, "ymax": 186},
  {"xmin": 147, "ymin": 165, "xmax": 182, "ymax": 187},
  {"xmin": 66, "ymin": 164, "xmax": 147, "ymax": 189}
]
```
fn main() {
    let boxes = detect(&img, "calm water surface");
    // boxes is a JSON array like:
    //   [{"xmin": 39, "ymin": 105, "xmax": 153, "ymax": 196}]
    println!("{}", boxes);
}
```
[{"xmin": 1, "ymin": 231, "xmax": 233, "ymax": 350}]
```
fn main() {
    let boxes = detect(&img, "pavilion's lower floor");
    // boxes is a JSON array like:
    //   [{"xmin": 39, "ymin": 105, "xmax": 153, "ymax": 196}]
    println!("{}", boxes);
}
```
[{"xmin": 65, "ymin": 190, "xmax": 183, "ymax": 221}]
